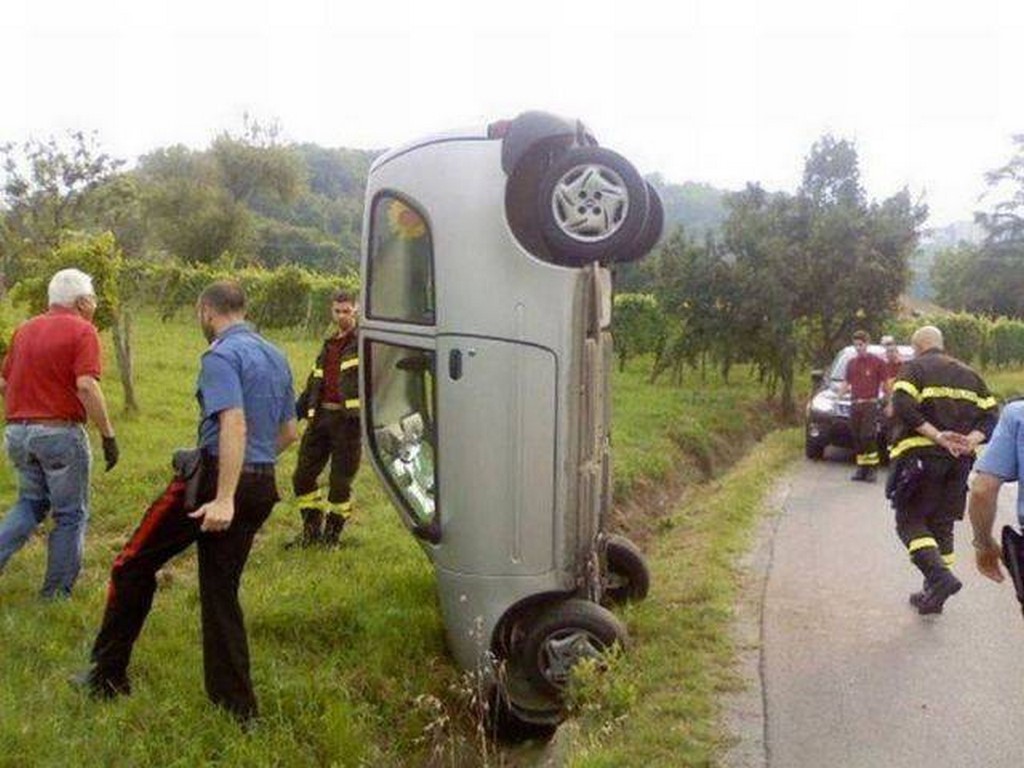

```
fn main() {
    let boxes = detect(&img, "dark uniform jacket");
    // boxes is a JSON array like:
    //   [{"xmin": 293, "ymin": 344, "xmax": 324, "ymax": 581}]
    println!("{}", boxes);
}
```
[
  {"xmin": 296, "ymin": 331, "xmax": 359, "ymax": 420},
  {"xmin": 889, "ymin": 347, "xmax": 998, "ymax": 459}
]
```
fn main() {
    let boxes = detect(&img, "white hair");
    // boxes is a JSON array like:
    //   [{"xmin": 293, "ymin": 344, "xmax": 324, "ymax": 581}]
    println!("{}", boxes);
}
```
[{"xmin": 47, "ymin": 268, "xmax": 95, "ymax": 307}]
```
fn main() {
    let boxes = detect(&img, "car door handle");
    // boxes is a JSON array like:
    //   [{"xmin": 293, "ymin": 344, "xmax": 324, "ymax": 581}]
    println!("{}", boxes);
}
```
[{"xmin": 448, "ymin": 349, "xmax": 462, "ymax": 380}]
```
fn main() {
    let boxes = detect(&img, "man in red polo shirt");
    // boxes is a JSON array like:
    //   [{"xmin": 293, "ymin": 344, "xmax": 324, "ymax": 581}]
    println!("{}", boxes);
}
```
[
  {"xmin": 842, "ymin": 329, "xmax": 886, "ymax": 482},
  {"xmin": 0, "ymin": 268, "xmax": 119, "ymax": 598}
]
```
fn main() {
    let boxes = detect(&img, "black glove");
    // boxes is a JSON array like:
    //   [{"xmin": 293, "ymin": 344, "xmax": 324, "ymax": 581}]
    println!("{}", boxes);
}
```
[
  {"xmin": 295, "ymin": 397, "xmax": 307, "ymax": 421},
  {"xmin": 102, "ymin": 435, "xmax": 120, "ymax": 472}
]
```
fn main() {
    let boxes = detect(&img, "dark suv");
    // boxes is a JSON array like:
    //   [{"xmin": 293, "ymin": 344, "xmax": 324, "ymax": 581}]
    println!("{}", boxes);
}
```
[{"xmin": 805, "ymin": 343, "xmax": 914, "ymax": 460}]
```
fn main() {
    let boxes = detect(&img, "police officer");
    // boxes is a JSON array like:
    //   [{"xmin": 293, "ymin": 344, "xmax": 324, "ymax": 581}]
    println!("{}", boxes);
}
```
[
  {"xmin": 290, "ymin": 291, "xmax": 361, "ymax": 548},
  {"xmin": 888, "ymin": 325, "xmax": 997, "ymax": 614}
]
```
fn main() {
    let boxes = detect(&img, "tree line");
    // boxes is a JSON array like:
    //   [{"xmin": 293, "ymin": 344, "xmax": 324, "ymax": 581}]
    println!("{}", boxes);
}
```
[
  {"xmin": 614, "ymin": 135, "xmax": 927, "ymax": 415},
  {"xmin": 929, "ymin": 135, "xmax": 1024, "ymax": 317}
]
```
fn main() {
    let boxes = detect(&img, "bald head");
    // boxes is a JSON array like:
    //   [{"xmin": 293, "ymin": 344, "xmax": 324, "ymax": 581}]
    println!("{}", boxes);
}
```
[{"xmin": 911, "ymin": 326, "xmax": 944, "ymax": 354}]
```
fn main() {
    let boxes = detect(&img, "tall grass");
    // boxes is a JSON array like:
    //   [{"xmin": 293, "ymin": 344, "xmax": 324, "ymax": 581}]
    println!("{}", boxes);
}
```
[{"xmin": 0, "ymin": 314, "xmax": 790, "ymax": 766}]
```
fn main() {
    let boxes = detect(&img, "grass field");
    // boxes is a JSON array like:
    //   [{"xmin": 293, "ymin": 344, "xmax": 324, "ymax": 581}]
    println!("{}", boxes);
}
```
[{"xmin": 9, "ymin": 310, "xmax": 1015, "ymax": 766}]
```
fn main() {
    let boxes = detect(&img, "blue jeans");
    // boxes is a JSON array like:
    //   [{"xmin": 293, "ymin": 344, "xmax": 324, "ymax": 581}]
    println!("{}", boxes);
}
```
[{"xmin": 0, "ymin": 423, "xmax": 91, "ymax": 597}]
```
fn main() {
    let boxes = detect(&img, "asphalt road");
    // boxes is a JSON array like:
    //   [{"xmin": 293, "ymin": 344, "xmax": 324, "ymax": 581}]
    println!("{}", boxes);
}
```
[{"xmin": 755, "ymin": 456, "xmax": 1024, "ymax": 768}]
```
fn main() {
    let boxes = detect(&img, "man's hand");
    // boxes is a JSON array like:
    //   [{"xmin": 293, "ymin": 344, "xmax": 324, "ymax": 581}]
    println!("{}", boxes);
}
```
[
  {"xmin": 189, "ymin": 497, "xmax": 235, "ymax": 533},
  {"xmin": 102, "ymin": 435, "xmax": 119, "ymax": 472},
  {"xmin": 974, "ymin": 538, "xmax": 1005, "ymax": 583},
  {"xmin": 936, "ymin": 431, "xmax": 971, "ymax": 457}
]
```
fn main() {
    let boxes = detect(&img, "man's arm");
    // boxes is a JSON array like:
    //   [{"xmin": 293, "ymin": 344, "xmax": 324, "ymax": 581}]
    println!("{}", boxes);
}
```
[
  {"xmin": 968, "ymin": 471, "xmax": 1005, "ymax": 583},
  {"xmin": 76, "ymin": 375, "xmax": 115, "ymax": 437},
  {"xmin": 277, "ymin": 418, "xmax": 298, "ymax": 453},
  {"xmin": 190, "ymin": 407, "xmax": 245, "ymax": 532}
]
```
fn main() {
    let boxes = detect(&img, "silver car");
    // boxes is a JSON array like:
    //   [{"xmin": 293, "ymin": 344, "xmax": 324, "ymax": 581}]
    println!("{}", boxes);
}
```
[{"xmin": 359, "ymin": 112, "xmax": 662, "ymax": 736}]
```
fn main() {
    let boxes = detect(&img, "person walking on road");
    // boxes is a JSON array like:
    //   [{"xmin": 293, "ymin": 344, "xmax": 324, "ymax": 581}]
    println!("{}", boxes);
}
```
[
  {"xmin": 841, "ymin": 330, "xmax": 886, "ymax": 482},
  {"xmin": 0, "ymin": 268, "xmax": 118, "ymax": 599},
  {"xmin": 289, "ymin": 291, "xmax": 361, "ymax": 548},
  {"xmin": 74, "ymin": 281, "xmax": 297, "ymax": 723},
  {"xmin": 888, "ymin": 325, "xmax": 997, "ymax": 614}
]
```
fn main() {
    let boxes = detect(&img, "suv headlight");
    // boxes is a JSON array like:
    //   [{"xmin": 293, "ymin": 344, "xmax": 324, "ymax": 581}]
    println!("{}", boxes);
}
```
[{"xmin": 810, "ymin": 390, "xmax": 837, "ymax": 415}]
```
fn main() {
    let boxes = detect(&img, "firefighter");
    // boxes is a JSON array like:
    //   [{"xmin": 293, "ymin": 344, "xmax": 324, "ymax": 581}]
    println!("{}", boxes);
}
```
[
  {"xmin": 841, "ymin": 330, "xmax": 886, "ymax": 482},
  {"xmin": 289, "ymin": 291, "xmax": 361, "ymax": 548},
  {"xmin": 888, "ymin": 325, "xmax": 997, "ymax": 614}
]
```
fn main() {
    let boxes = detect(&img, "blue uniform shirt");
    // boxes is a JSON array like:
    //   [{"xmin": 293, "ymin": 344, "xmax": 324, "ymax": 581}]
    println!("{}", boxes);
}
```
[
  {"xmin": 197, "ymin": 323, "xmax": 295, "ymax": 464},
  {"xmin": 974, "ymin": 401, "xmax": 1024, "ymax": 523}
]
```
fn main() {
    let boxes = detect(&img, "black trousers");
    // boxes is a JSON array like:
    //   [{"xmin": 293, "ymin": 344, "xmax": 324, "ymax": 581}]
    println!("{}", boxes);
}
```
[
  {"xmin": 850, "ymin": 400, "xmax": 880, "ymax": 466},
  {"xmin": 895, "ymin": 453, "xmax": 972, "ymax": 559},
  {"xmin": 292, "ymin": 411, "xmax": 361, "ymax": 504},
  {"xmin": 90, "ymin": 463, "xmax": 278, "ymax": 720}
]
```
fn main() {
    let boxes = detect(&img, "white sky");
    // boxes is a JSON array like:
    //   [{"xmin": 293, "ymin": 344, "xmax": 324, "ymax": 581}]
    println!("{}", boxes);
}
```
[{"xmin": 4, "ymin": 0, "xmax": 1023, "ymax": 226}]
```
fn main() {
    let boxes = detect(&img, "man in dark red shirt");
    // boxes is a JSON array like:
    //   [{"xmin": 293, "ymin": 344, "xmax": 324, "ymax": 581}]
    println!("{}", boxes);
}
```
[
  {"xmin": 0, "ymin": 268, "xmax": 119, "ymax": 598},
  {"xmin": 290, "ymin": 291, "xmax": 361, "ymax": 548},
  {"xmin": 843, "ymin": 330, "xmax": 886, "ymax": 482}
]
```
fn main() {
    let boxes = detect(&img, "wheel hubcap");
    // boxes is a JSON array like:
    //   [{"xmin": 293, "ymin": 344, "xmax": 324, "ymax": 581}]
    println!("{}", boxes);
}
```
[
  {"xmin": 538, "ymin": 629, "xmax": 605, "ymax": 689},
  {"xmin": 551, "ymin": 164, "xmax": 629, "ymax": 243}
]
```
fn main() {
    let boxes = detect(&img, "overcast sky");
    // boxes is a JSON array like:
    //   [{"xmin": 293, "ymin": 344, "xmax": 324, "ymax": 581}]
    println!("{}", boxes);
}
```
[{"xmin": 4, "ymin": 0, "xmax": 1023, "ymax": 226}]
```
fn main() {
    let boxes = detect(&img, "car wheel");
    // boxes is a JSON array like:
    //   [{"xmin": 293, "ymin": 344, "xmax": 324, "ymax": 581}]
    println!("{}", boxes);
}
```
[
  {"xmin": 485, "ymin": 686, "xmax": 560, "ymax": 744},
  {"xmin": 537, "ymin": 147, "xmax": 649, "ymax": 265},
  {"xmin": 602, "ymin": 534, "xmax": 650, "ymax": 605},
  {"xmin": 805, "ymin": 436, "xmax": 825, "ymax": 460},
  {"xmin": 521, "ymin": 598, "xmax": 628, "ymax": 698},
  {"xmin": 615, "ymin": 181, "xmax": 664, "ymax": 264}
]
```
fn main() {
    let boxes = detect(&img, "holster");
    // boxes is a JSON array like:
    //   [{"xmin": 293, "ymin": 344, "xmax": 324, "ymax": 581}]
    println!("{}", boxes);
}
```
[
  {"xmin": 886, "ymin": 455, "xmax": 924, "ymax": 507},
  {"xmin": 172, "ymin": 448, "xmax": 205, "ymax": 513}
]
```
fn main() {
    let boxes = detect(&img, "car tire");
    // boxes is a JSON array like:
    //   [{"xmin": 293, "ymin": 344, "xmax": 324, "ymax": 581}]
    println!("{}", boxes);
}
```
[
  {"xmin": 602, "ymin": 534, "xmax": 651, "ymax": 605},
  {"xmin": 805, "ymin": 436, "xmax": 826, "ymax": 460},
  {"xmin": 485, "ymin": 687, "xmax": 560, "ymax": 744},
  {"xmin": 536, "ymin": 147, "xmax": 649, "ymax": 265},
  {"xmin": 520, "ymin": 598, "xmax": 628, "ymax": 698},
  {"xmin": 615, "ymin": 181, "xmax": 664, "ymax": 264}
]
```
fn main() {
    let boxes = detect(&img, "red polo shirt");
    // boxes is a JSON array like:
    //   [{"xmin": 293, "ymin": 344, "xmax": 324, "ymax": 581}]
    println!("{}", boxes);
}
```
[
  {"xmin": 846, "ymin": 353, "xmax": 885, "ymax": 401},
  {"xmin": 2, "ymin": 307, "xmax": 102, "ymax": 422}
]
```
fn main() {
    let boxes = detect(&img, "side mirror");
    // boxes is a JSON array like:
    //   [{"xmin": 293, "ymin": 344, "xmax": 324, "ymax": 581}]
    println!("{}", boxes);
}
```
[{"xmin": 810, "ymin": 370, "xmax": 825, "ymax": 391}]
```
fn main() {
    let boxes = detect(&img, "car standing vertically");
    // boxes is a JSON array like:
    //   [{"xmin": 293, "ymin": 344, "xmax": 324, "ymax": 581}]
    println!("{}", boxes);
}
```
[
  {"xmin": 805, "ymin": 342, "xmax": 914, "ymax": 461},
  {"xmin": 359, "ymin": 111, "xmax": 662, "ymax": 736}
]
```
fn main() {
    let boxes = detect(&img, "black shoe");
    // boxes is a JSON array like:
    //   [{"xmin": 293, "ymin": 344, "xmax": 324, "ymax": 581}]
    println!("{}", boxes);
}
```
[
  {"xmin": 851, "ymin": 467, "xmax": 867, "ymax": 481},
  {"xmin": 321, "ymin": 512, "xmax": 347, "ymax": 549},
  {"xmin": 863, "ymin": 468, "xmax": 877, "ymax": 483},
  {"xmin": 917, "ymin": 571, "xmax": 963, "ymax": 615},
  {"xmin": 69, "ymin": 667, "xmax": 131, "ymax": 700}
]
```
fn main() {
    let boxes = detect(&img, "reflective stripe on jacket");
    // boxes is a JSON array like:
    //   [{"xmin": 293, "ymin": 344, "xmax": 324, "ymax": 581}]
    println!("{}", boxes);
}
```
[{"xmin": 889, "ymin": 348, "xmax": 997, "ymax": 458}]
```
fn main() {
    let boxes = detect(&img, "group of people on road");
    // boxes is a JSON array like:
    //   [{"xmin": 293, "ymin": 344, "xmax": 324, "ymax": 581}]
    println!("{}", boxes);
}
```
[
  {"xmin": 0, "ymin": 268, "xmax": 363, "ymax": 724},
  {"xmin": 842, "ymin": 325, "xmax": 1024, "ymax": 617}
]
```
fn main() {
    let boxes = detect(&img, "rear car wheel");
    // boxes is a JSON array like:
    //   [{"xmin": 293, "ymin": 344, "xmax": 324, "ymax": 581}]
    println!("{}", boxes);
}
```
[
  {"xmin": 602, "ymin": 534, "xmax": 650, "ymax": 605},
  {"xmin": 615, "ymin": 181, "xmax": 664, "ymax": 263},
  {"xmin": 537, "ymin": 147, "xmax": 649, "ymax": 264},
  {"xmin": 521, "ymin": 598, "xmax": 628, "ymax": 697}
]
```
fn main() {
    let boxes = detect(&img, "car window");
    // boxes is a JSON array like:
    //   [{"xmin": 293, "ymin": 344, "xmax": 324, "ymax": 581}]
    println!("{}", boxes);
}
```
[{"xmin": 367, "ymin": 194, "xmax": 435, "ymax": 325}]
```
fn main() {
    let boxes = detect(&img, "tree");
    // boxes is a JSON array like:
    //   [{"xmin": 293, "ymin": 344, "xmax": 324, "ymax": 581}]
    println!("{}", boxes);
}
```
[
  {"xmin": 0, "ymin": 131, "xmax": 123, "ymax": 280},
  {"xmin": 794, "ymin": 137, "xmax": 926, "ymax": 365},
  {"xmin": 17, "ymin": 232, "xmax": 139, "ymax": 413}
]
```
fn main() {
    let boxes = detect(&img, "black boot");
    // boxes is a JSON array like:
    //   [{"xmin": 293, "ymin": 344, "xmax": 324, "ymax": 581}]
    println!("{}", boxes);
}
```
[
  {"xmin": 69, "ymin": 666, "xmax": 131, "ymax": 700},
  {"xmin": 851, "ymin": 466, "xmax": 867, "ymax": 481},
  {"xmin": 285, "ymin": 507, "xmax": 323, "ymax": 549},
  {"xmin": 862, "ymin": 467, "xmax": 877, "ymax": 483},
  {"xmin": 321, "ymin": 512, "xmax": 347, "ymax": 548},
  {"xmin": 911, "ymin": 547, "xmax": 962, "ymax": 615}
]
